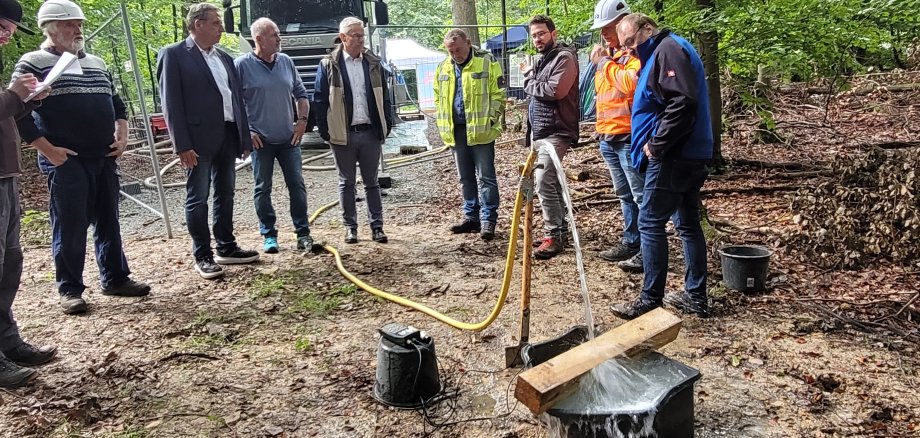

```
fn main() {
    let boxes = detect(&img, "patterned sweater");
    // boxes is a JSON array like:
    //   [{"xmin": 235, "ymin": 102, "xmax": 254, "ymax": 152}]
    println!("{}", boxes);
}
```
[{"xmin": 14, "ymin": 48, "xmax": 127, "ymax": 158}]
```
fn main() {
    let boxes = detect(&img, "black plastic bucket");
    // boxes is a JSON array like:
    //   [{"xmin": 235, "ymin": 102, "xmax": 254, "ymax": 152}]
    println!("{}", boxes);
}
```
[
  {"xmin": 542, "ymin": 352, "xmax": 701, "ymax": 438},
  {"xmin": 719, "ymin": 245, "xmax": 772, "ymax": 292},
  {"xmin": 372, "ymin": 336, "xmax": 440, "ymax": 409}
]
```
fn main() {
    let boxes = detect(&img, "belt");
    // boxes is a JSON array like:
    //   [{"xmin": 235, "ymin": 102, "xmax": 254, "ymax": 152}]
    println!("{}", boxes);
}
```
[{"xmin": 349, "ymin": 123, "xmax": 373, "ymax": 132}]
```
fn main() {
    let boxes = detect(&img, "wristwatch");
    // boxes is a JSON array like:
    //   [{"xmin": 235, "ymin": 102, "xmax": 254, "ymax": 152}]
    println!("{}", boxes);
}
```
[{"xmin": 296, "ymin": 116, "xmax": 308, "ymax": 123}]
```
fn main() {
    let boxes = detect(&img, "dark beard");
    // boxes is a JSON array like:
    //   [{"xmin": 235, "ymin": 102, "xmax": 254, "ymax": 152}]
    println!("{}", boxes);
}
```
[{"xmin": 538, "ymin": 40, "xmax": 556, "ymax": 54}]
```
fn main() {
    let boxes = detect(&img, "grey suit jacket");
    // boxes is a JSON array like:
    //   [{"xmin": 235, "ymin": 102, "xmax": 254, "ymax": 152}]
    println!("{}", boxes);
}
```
[{"xmin": 156, "ymin": 36, "xmax": 252, "ymax": 158}]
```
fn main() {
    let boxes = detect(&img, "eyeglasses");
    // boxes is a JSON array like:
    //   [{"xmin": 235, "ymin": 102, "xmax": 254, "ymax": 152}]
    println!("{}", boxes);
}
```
[
  {"xmin": 620, "ymin": 26, "xmax": 646, "ymax": 48},
  {"xmin": 531, "ymin": 30, "xmax": 549, "ymax": 40}
]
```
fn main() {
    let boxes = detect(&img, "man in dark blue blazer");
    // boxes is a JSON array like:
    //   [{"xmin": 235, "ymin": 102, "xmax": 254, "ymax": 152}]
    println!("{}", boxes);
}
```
[{"xmin": 157, "ymin": 2, "xmax": 259, "ymax": 280}]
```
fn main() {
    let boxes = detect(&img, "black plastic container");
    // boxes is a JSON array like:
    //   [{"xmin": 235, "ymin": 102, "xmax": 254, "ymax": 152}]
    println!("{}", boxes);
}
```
[
  {"xmin": 542, "ymin": 352, "xmax": 701, "ymax": 438},
  {"xmin": 719, "ymin": 245, "xmax": 772, "ymax": 292},
  {"xmin": 372, "ymin": 336, "xmax": 440, "ymax": 409}
]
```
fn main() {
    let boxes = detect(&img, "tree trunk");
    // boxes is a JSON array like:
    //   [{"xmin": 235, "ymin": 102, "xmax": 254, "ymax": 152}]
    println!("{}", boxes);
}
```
[
  {"xmin": 452, "ymin": 0, "xmax": 480, "ymax": 47},
  {"xmin": 695, "ymin": 0, "xmax": 723, "ymax": 167}
]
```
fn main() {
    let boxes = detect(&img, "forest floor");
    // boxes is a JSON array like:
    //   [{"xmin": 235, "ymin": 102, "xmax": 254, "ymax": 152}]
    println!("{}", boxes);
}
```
[{"xmin": 1, "ymin": 73, "xmax": 919, "ymax": 438}]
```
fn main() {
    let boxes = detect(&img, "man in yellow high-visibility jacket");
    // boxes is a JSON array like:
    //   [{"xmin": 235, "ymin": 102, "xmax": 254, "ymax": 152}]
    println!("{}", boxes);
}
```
[
  {"xmin": 434, "ymin": 29, "xmax": 506, "ymax": 240},
  {"xmin": 590, "ymin": 0, "xmax": 644, "ymax": 271}
]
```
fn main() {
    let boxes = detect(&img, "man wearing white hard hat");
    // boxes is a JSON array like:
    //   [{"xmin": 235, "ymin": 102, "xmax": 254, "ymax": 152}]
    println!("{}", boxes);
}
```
[
  {"xmin": 589, "ymin": 0, "xmax": 646, "ymax": 272},
  {"xmin": 14, "ymin": 0, "xmax": 151, "ymax": 315},
  {"xmin": 0, "ymin": 0, "xmax": 58, "ymax": 389}
]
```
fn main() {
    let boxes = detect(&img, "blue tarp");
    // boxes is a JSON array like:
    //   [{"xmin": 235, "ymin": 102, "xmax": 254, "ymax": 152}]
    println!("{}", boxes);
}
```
[{"xmin": 483, "ymin": 25, "xmax": 528, "ymax": 51}]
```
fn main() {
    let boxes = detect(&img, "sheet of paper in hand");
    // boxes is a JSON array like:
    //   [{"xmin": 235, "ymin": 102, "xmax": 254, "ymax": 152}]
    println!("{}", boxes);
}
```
[{"xmin": 25, "ymin": 51, "xmax": 83, "ymax": 102}]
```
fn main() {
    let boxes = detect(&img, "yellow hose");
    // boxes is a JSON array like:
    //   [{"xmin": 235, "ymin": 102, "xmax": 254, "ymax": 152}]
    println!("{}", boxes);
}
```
[{"xmin": 308, "ymin": 150, "xmax": 537, "ymax": 331}]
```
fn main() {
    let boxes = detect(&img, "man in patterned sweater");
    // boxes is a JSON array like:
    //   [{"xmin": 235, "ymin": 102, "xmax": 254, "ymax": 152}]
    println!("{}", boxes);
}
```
[{"xmin": 14, "ymin": 0, "xmax": 150, "ymax": 315}]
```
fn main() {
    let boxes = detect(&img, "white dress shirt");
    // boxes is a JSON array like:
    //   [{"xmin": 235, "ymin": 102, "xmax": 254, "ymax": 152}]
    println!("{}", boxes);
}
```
[
  {"xmin": 343, "ymin": 51, "xmax": 371, "ymax": 125},
  {"xmin": 197, "ymin": 43, "xmax": 235, "ymax": 122}
]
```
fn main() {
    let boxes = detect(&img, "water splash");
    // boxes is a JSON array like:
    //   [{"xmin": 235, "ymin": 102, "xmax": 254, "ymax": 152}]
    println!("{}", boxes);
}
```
[{"xmin": 542, "ymin": 143, "xmax": 595, "ymax": 339}]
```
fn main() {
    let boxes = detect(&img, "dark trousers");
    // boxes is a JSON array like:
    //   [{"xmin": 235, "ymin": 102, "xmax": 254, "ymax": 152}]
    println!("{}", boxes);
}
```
[
  {"xmin": 43, "ymin": 156, "xmax": 130, "ymax": 296},
  {"xmin": 186, "ymin": 123, "xmax": 240, "ymax": 260},
  {"xmin": 0, "ymin": 178, "xmax": 23, "ymax": 351},
  {"xmin": 639, "ymin": 158, "xmax": 709, "ymax": 305},
  {"xmin": 330, "ymin": 128, "xmax": 383, "ymax": 230}
]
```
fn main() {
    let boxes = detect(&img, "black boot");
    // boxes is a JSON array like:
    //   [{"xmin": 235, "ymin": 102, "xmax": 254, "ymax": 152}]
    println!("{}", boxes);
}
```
[
  {"xmin": 0, "ymin": 355, "xmax": 36, "ymax": 388},
  {"xmin": 3, "ymin": 342, "xmax": 58, "ymax": 367}
]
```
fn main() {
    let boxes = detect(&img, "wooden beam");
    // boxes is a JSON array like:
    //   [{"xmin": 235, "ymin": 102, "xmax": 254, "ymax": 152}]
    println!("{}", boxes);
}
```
[{"xmin": 514, "ymin": 308, "xmax": 682, "ymax": 415}]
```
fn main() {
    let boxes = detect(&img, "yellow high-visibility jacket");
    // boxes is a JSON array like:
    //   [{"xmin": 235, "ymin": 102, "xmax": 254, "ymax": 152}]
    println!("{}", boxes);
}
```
[{"xmin": 434, "ymin": 48, "xmax": 505, "ymax": 146}]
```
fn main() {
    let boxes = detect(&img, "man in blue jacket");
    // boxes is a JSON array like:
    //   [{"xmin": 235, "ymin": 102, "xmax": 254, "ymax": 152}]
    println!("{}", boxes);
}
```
[{"xmin": 610, "ymin": 13, "xmax": 712, "ymax": 320}]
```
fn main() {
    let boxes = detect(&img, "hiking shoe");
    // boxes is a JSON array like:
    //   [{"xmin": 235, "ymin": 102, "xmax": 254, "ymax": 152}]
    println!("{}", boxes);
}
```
[
  {"xmin": 664, "ymin": 291, "xmax": 711, "ymax": 318},
  {"xmin": 345, "ymin": 228, "xmax": 358, "ymax": 244},
  {"xmin": 534, "ymin": 237, "xmax": 564, "ymax": 260},
  {"xmin": 297, "ymin": 235, "xmax": 315, "ymax": 253},
  {"xmin": 480, "ymin": 222, "xmax": 496, "ymax": 241},
  {"xmin": 599, "ymin": 242, "xmax": 640, "ymax": 262},
  {"xmin": 0, "ymin": 356, "xmax": 36, "ymax": 389},
  {"xmin": 101, "ymin": 279, "xmax": 150, "ymax": 297},
  {"xmin": 195, "ymin": 256, "xmax": 225, "ymax": 280},
  {"xmin": 450, "ymin": 219, "xmax": 481, "ymax": 234},
  {"xmin": 372, "ymin": 228, "xmax": 388, "ymax": 243},
  {"xmin": 263, "ymin": 236, "xmax": 279, "ymax": 254},
  {"xmin": 214, "ymin": 247, "xmax": 260, "ymax": 265},
  {"xmin": 617, "ymin": 252, "xmax": 644, "ymax": 273},
  {"xmin": 610, "ymin": 298, "xmax": 661, "ymax": 320},
  {"xmin": 60, "ymin": 294, "xmax": 87, "ymax": 315},
  {"xmin": 3, "ymin": 342, "xmax": 57, "ymax": 367}
]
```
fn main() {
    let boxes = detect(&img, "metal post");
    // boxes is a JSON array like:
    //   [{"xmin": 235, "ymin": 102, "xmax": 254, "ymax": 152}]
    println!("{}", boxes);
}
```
[
  {"xmin": 501, "ymin": 0, "xmax": 509, "ymax": 92},
  {"xmin": 121, "ymin": 3, "xmax": 174, "ymax": 238}
]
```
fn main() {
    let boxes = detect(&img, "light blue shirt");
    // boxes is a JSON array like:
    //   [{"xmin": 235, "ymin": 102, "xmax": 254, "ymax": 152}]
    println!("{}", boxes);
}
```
[{"xmin": 234, "ymin": 52, "xmax": 309, "ymax": 144}]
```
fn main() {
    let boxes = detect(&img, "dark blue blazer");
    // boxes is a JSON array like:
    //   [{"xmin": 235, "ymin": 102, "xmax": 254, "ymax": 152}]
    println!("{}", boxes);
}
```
[{"xmin": 156, "ymin": 36, "xmax": 252, "ymax": 158}]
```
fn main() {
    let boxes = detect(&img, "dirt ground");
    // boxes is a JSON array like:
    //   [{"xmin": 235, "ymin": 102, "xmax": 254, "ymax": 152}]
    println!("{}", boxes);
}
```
[{"xmin": 2, "ymin": 95, "xmax": 920, "ymax": 437}]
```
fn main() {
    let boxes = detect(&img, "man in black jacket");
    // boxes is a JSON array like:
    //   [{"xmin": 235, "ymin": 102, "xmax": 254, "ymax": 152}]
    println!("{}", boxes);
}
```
[{"xmin": 523, "ymin": 14, "xmax": 580, "ymax": 260}]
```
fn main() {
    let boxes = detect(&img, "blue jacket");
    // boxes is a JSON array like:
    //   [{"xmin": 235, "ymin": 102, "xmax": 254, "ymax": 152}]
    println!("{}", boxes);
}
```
[{"xmin": 630, "ymin": 31, "xmax": 713, "ymax": 170}]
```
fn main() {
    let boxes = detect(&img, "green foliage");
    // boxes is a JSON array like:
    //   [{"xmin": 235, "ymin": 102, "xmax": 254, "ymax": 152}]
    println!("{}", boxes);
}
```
[
  {"xmin": 294, "ymin": 336, "xmax": 313, "ymax": 352},
  {"xmin": 20, "ymin": 210, "xmax": 51, "ymax": 247}
]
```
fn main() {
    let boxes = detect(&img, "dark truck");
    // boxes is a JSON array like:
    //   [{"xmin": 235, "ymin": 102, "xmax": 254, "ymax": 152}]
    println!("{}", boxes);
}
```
[{"xmin": 222, "ymin": 0, "xmax": 390, "ymax": 98}]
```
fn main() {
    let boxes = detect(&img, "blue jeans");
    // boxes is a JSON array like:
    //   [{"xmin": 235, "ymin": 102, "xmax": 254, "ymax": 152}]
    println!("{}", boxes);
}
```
[
  {"xmin": 452, "ymin": 126, "xmax": 499, "ymax": 224},
  {"xmin": 41, "ymin": 156, "xmax": 131, "ymax": 296},
  {"xmin": 639, "ymin": 159, "xmax": 709, "ymax": 305},
  {"xmin": 251, "ymin": 141, "xmax": 310, "ymax": 238},
  {"xmin": 599, "ymin": 140, "xmax": 644, "ymax": 247},
  {"xmin": 186, "ymin": 125, "xmax": 240, "ymax": 261}
]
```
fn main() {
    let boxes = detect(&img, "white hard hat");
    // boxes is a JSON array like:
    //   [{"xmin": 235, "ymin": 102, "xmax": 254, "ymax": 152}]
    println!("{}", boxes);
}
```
[
  {"xmin": 590, "ymin": 0, "xmax": 630, "ymax": 30},
  {"xmin": 37, "ymin": 0, "xmax": 86, "ymax": 27}
]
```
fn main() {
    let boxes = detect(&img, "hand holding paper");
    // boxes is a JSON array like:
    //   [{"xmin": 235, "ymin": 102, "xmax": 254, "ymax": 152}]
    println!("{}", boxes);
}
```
[{"xmin": 24, "ymin": 51, "xmax": 81, "ymax": 102}]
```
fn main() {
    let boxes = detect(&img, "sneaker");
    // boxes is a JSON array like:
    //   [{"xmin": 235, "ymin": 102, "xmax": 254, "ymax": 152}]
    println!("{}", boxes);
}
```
[
  {"xmin": 480, "ymin": 222, "xmax": 496, "ymax": 241},
  {"xmin": 214, "ymin": 247, "xmax": 260, "ymax": 265},
  {"xmin": 450, "ymin": 219, "xmax": 481, "ymax": 234},
  {"xmin": 345, "ymin": 228, "xmax": 358, "ymax": 244},
  {"xmin": 3, "ymin": 342, "xmax": 57, "ymax": 367},
  {"xmin": 372, "ymin": 228, "xmax": 388, "ymax": 243},
  {"xmin": 297, "ymin": 235, "xmax": 315, "ymax": 253},
  {"xmin": 534, "ymin": 237, "xmax": 564, "ymax": 260},
  {"xmin": 664, "ymin": 291, "xmax": 711, "ymax": 318},
  {"xmin": 195, "ymin": 256, "xmax": 225, "ymax": 280},
  {"xmin": 617, "ymin": 252, "xmax": 644, "ymax": 273},
  {"xmin": 60, "ymin": 294, "xmax": 87, "ymax": 315},
  {"xmin": 610, "ymin": 298, "xmax": 661, "ymax": 320},
  {"xmin": 263, "ymin": 236, "xmax": 279, "ymax": 254},
  {"xmin": 0, "ymin": 356, "xmax": 36, "ymax": 389},
  {"xmin": 599, "ymin": 242, "xmax": 640, "ymax": 262},
  {"xmin": 101, "ymin": 279, "xmax": 151, "ymax": 297}
]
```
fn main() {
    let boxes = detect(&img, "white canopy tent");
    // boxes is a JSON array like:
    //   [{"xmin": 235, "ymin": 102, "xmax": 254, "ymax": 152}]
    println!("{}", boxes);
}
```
[{"xmin": 385, "ymin": 38, "xmax": 446, "ymax": 70}]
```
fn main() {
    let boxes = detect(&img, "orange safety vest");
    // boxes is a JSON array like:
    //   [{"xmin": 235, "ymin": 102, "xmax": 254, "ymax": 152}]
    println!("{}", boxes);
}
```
[{"xmin": 594, "ymin": 49, "xmax": 641, "ymax": 135}]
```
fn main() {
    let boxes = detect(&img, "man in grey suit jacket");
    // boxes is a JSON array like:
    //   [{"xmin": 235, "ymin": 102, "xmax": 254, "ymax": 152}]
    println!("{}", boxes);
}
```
[{"xmin": 157, "ymin": 2, "xmax": 258, "ymax": 280}]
